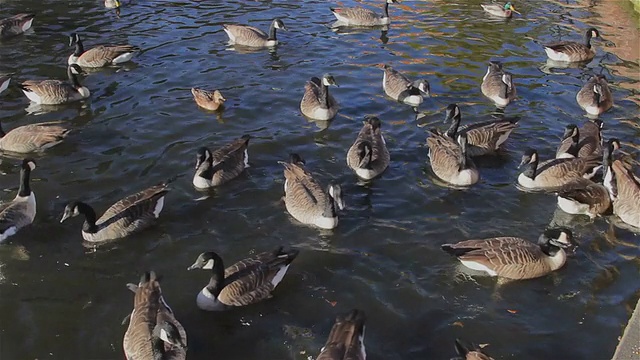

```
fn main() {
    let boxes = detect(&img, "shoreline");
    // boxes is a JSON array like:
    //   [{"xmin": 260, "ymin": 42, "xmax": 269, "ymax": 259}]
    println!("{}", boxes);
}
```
[{"xmin": 612, "ymin": 298, "xmax": 640, "ymax": 360}]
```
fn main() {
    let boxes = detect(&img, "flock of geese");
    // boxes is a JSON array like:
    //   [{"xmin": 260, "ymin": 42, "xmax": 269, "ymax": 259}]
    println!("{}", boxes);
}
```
[{"xmin": 0, "ymin": 0, "xmax": 638, "ymax": 359}]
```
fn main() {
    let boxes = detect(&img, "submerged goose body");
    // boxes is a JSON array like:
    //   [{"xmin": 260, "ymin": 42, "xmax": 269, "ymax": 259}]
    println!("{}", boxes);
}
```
[
  {"xmin": 68, "ymin": 33, "xmax": 139, "ymax": 68},
  {"xmin": 480, "ymin": 2, "xmax": 519, "ymax": 18},
  {"xmin": 300, "ymin": 74, "xmax": 339, "ymax": 121},
  {"xmin": 0, "ymin": 121, "xmax": 70, "ymax": 153},
  {"xmin": 454, "ymin": 338, "xmax": 495, "ymax": 360},
  {"xmin": 317, "ymin": 309, "xmax": 367, "ymax": 360},
  {"xmin": 481, "ymin": 61, "xmax": 516, "ymax": 107},
  {"xmin": 191, "ymin": 88, "xmax": 225, "ymax": 111},
  {"xmin": 576, "ymin": 75, "xmax": 613, "ymax": 116},
  {"xmin": 543, "ymin": 28, "xmax": 601, "ymax": 63},
  {"xmin": 0, "ymin": 13, "xmax": 36, "ymax": 39},
  {"xmin": 331, "ymin": 0, "xmax": 398, "ymax": 26},
  {"xmin": 0, "ymin": 159, "xmax": 37, "ymax": 243},
  {"xmin": 346, "ymin": 116, "xmax": 390, "ymax": 180},
  {"xmin": 223, "ymin": 19, "xmax": 286, "ymax": 47},
  {"xmin": 381, "ymin": 64, "xmax": 430, "ymax": 108},
  {"xmin": 609, "ymin": 160, "xmax": 640, "ymax": 229},
  {"xmin": 193, "ymin": 135, "xmax": 250, "ymax": 189},
  {"xmin": 427, "ymin": 130, "xmax": 479, "ymax": 187},
  {"xmin": 0, "ymin": 74, "xmax": 11, "ymax": 94},
  {"xmin": 517, "ymin": 148, "xmax": 601, "ymax": 191},
  {"xmin": 20, "ymin": 64, "xmax": 90, "ymax": 105},
  {"xmin": 187, "ymin": 247, "xmax": 299, "ymax": 311}
]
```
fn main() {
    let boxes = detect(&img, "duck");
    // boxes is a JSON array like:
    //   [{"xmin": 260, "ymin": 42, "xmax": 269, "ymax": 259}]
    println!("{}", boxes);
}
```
[
  {"xmin": 441, "ymin": 228, "xmax": 575, "ymax": 280},
  {"xmin": 191, "ymin": 88, "xmax": 226, "ymax": 111},
  {"xmin": 60, "ymin": 178, "xmax": 175, "ymax": 246},
  {"xmin": 104, "ymin": 0, "xmax": 121, "ymax": 8},
  {"xmin": 0, "ymin": 13, "xmax": 36, "ymax": 39},
  {"xmin": 453, "ymin": 338, "xmax": 494, "ymax": 360},
  {"xmin": 0, "ymin": 73, "xmax": 11, "ymax": 94},
  {"xmin": 68, "ymin": 33, "xmax": 139, "ymax": 68},
  {"xmin": 576, "ymin": 75, "xmax": 613, "ymax": 116},
  {"xmin": 543, "ymin": 28, "xmax": 601, "ymax": 63},
  {"xmin": 187, "ymin": 247, "xmax": 299, "ymax": 311},
  {"xmin": 222, "ymin": 18, "xmax": 287, "ymax": 47},
  {"xmin": 381, "ymin": 64, "xmax": 430, "ymax": 110},
  {"xmin": 20, "ymin": 64, "xmax": 90, "ymax": 105},
  {"xmin": 480, "ymin": 61, "xmax": 516, "ymax": 107},
  {"xmin": 123, "ymin": 271, "xmax": 187, "ymax": 360},
  {"xmin": 0, "ymin": 121, "xmax": 70, "ymax": 153},
  {"xmin": 427, "ymin": 130, "xmax": 479, "ymax": 187},
  {"xmin": 346, "ymin": 116, "xmax": 390, "ymax": 180},
  {"xmin": 317, "ymin": 309, "xmax": 367, "ymax": 360},
  {"xmin": 442, "ymin": 104, "xmax": 518, "ymax": 157},
  {"xmin": 279, "ymin": 153, "xmax": 345, "ymax": 229},
  {"xmin": 330, "ymin": 0, "xmax": 399, "ymax": 27},
  {"xmin": 517, "ymin": 148, "xmax": 601, "ymax": 191},
  {"xmin": 480, "ymin": 2, "xmax": 520, "ymax": 18},
  {"xmin": 300, "ymin": 74, "xmax": 339, "ymax": 121},
  {"xmin": 192, "ymin": 135, "xmax": 251, "ymax": 189},
  {"xmin": 0, "ymin": 159, "xmax": 37, "ymax": 243},
  {"xmin": 609, "ymin": 159, "xmax": 640, "ymax": 229}
]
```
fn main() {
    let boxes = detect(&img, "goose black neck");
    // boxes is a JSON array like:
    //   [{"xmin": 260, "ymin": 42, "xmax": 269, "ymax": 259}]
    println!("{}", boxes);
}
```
[
  {"xmin": 67, "ymin": 67, "xmax": 82, "ymax": 89},
  {"xmin": 522, "ymin": 157, "xmax": 538, "ymax": 179},
  {"xmin": 268, "ymin": 22, "xmax": 277, "ymax": 41},
  {"xmin": 197, "ymin": 160, "xmax": 215, "ymax": 181},
  {"xmin": 502, "ymin": 80, "xmax": 510, "ymax": 99},
  {"xmin": 445, "ymin": 114, "xmax": 461, "ymax": 138},
  {"xmin": 358, "ymin": 142, "xmax": 373, "ymax": 169},
  {"xmin": 320, "ymin": 83, "xmax": 330, "ymax": 108},
  {"xmin": 76, "ymin": 202, "xmax": 99, "ymax": 233},
  {"xmin": 383, "ymin": 2, "xmax": 390, "ymax": 17},
  {"xmin": 584, "ymin": 32, "xmax": 592, "ymax": 49},
  {"xmin": 594, "ymin": 89, "xmax": 601, "ymax": 105},
  {"xmin": 73, "ymin": 40, "xmax": 84, "ymax": 56},
  {"xmin": 18, "ymin": 166, "xmax": 32, "ymax": 197},
  {"xmin": 0, "ymin": 122, "xmax": 5, "ymax": 138},
  {"xmin": 151, "ymin": 334, "xmax": 166, "ymax": 357},
  {"xmin": 206, "ymin": 252, "xmax": 226, "ymax": 298}
]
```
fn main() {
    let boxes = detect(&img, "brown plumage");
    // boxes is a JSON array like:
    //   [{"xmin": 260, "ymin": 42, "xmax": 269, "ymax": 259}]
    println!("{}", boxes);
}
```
[
  {"xmin": 68, "ymin": 33, "xmax": 139, "ymax": 68},
  {"xmin": 556, "ymin": 178, "xmax": 611, "ymax": 218},
  {"xmin": 317, "ymin": 309, "xmax": 366, "ymax": 360},
  {"xmin": 346, "ymin": 116, "xmax": 389, "ymax": 180},
  {"xmin": 480, "ymin": 61, "xmax": 516, "ymax": 107},
  {"xmin": 610, "ymin": 160, "xmax": 640, "ymax": 228},
  {"xmin": 381, "ymin": 64, "xmax": 430, "ymax": 108},
  {"xmin": 0, "ymin": 13, "xmax": 35, "ymax": 38},
  {"xmin": 0, "ymin": 121, "xmax": 70, "ymax": 153},
  {"xmin": 300, "ymin": 74, "xmax": 339, "ymax": 121},
  {"xmin": 576, "ymin": 75, "xmax": 613, "ymax": 116},
  {"xmin": 577, "ymin": 119, "xmax": 603, "ymax": 157},
  {"xmin": 191, "ymin": 88, "xmax": 226, "ymax": 111},
  {"xmin": 192, "ymin": 135, "xmax": 250, "ymax": 189},
  {"xmin": 518, "ymin": 148, "xmax": 601, "ymax": 190},
  {"xmin": 222, "ymin": 19, "xmax": 286, "ymax": 47},
  {"xmin": 20, "ymin": 64, "xmax": 90, "ymax": 105},
  {"xmin": 543, "ymin": 28, "xmax": 600, "ymax": 63},
  {"xmin": 427, "ymin": 130, "xmax": 479, "ymax": 187},
  {"xmin": 454, "ymin": 339, "xmax": 494, "ymax": 360}
]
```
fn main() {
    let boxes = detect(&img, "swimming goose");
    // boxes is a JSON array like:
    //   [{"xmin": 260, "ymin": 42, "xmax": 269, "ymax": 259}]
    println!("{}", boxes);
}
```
[
  {"xmin": 0, "ymin": 13, "xmax": 36, "ymax": 39},
  {"xmin": 279, "ymin": 153, "xmax": 345, "ymax": 229},
  {"xmin": 346, "ymin": 116, "xmax": 390, "ymax": 180},
  {"xmin": 20, "ymin": 64, "xmax": 90, "ymax": 105},
  {"xmin": 480, "ymin": 2, "xmax": 520, "ymax": 18},
  {"xmin": 123, "ymin": 271, "xmax": 187, "ymax": 360},
  {"xmin": 330, "ymin": 0, "xmax": 399, "ymax": 27},
  {"xmin": 555, "ymin": 124, "xmax": 580, "ymax": 159},
  {"xmin": 543, "ymin": 28, "xmax": 601, "ymax": 63},
  {"xmin": 191, "ymin": 88, "xmax": 226, "ymax": 111},
  {"xmin": 192, "ymin": 135, "xmax": 250, "ymax": 189},
  {"xmin": 578, "ymin": 119, "xmax": 604, "ymax": 156},
  {"xmin": 222, "ymin": 18, "xmax": 287, "ymax": 47},
  {"xmin": 0, "ymin": 74, "xmax": 11, "ymax": 94},
  {"xmin": 300, "ymin": 74, "xmax": 339, "ymax": 121},
  {"xmin": 60, "ymin": 178, "xmax": 174, "ymax": 246},
  {"xmin": 609, "ymin": 160, "xmax": 640, "ymax": 229},
  {"xmin": 68, "ymin": 33, "xmax": 139, "ymax": 68},
  {"xmin": 381, "ymin": 64, "xmax": 430, "ymax": 110},
  {"xmin": 576, "ymin": 75, "xmax": 613, "ymax": 116},
  {"xmin": 0, "ymin": 159, "xmax": 36, "ymax": 243},
  {"xmin": 517, "ymin": 148, "xmax": 600, "ymax": 191},
  {"xmin": 453, "ymin": 339, "xmax": 494, "ymax": 360},
  {"xmin": 0, "ymin": 121, "xmax": 70, "ymax": 153},
  {"xmin": 480, "ymin": 61, "xmax": 516, "ymax": 107},
  {"xmin": 443, "ymin": 104, "xmax": 518, "ymax": 157},
  {"xmin": 187, "ymin": 247, "xmax": 299, "ymax": 311},
  {"xmin": 104, "ymin": 0, "xmax": 121, "ymax": 8},
  {"xmin": 441, "ymin": 228, "xmax": 575, "ymax": 280},
  {"xmin": 427, "ymin": 130, "xmax": 479, "ymax": 187},
  {"xmin": 317, "ymin": 309, "xmax": 367, "ymax": 360}
]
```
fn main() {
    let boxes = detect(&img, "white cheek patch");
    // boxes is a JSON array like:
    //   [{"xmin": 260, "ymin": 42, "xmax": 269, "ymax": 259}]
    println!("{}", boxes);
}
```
[{"xmin": 203, "ymin": 259, "xmax": 215, "ymax": 270}]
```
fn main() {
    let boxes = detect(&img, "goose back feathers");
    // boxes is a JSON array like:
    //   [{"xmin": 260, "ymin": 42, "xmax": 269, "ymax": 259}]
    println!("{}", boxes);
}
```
[
  {"xmin": 300, "ymin": 74, "xmax": 339, "ymax": 121},
  {"xmin": 480, "ymin": 61, "xmax": 516, "ymax": 107},
  {"xmin": 68, "ymin": 33, "xmax": 139, "ymax": 67},
  {"xmin": 223, "ymin": 19, "xmax": 286, "ymax": 47},
  {"xmin": 193, "ymin": 135, "xmax": 251, "ymax": 189},
  {"xmin": 331, "ymin": 0, "xmax": 399, "ymax": 26},
  {"xmin": 610, "ymin": 160, "xmax": 640, "ymax": 229},
  {"xmin": 517, "ymin": 148, "xmax": 601, "ymax": 190},
  {"xmin": 0, "ymin": 159, "xmax": 37, "ymax": 243},
  {"xmin": 576, "ymin": 75, "xmax": 613, "ymax": 116},
  {"xmin": 0, "ymin": 121, "xmax": 70, "ymax": 153},
  {"xmin": 346, "ymin": 116, "xmax": 390, "ymax": 180},
  {"xmin": 427, "ymin": 130, "xmax": 479, "ymax": 187},
  {"xmin": 381, "ymin": 64, "xmax": 430, "ymax": 108},
  {"xmin": 20, "ymin": 64, "xmax": 90, "ymax": 105},
  {"xmin": 317, "ymin": 309, "xmax": 367, "ymax": 360},
  {"xmin": 544, "ymin": 28, "xmax": 600, "ymax": 63},
  {"xmin": 0, "ymin": 13, "xmax": 35, "ymax": 38}
]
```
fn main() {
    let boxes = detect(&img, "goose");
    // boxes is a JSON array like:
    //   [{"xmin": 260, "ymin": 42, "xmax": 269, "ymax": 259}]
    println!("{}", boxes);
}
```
[
  {"xmin": 346, "ymin": 116, "xmax": 390, "ymax": 180},
  {"xmin": 443, "ymin": 104, "xmax": 518, "ymax": 157},
  {"xmin": 187, "ymin": 247, "xmax": 299, "ymax": 311},
  {"xmin": 480, "ymin": 2, "xmax": 520, "ymax": 18},
  {"xmin": 0, "ymin": 159, "xmax": 36, "ymax": 243},
  {"xmin": 381, "ymin": 64, "xmax": 430, "ymax": 110},
  {"xmin": 68, "ymin": 33, "xmax": 139, "ymax": 68},
  {"xmin": 20, "ymin": 64, "xmax": 90, "ymax": 105},
  {"xmin": 427, "ymin": 130, "xmax": 479, "ymax": 187},
  {"xmin": 609, "ymin": 160, "xmax": 640, "ymax": 229},
  {"xmin": 517, "ymin": 148, "xmax": 600, "ymax": 191},
  {"xmin": 577, "ymin": 119, "xmax": 604, "ymax": 157},
  {"xmin": 0, "ymin": 13, "xmax": 36, "ymax": 39},
  {"xmin": 441, "ymin": 228, "xmax": 575, "ymax": 280},
  {"xmin": 193, "ymin": 135, "xmax": 251, "ymax": 189},
  {"xmin": 543, "ymin": 28, "xmax": 601, "ymax": 63},
  {"xmin": 60, "ymin": 178, "xmax": 174, "ymax": 246},
  {"xmin": 453, "ymin": 339, "xmax": 494, "ymax": 360},
  {"xmin": 0, "ymin": 121, "xmax": 70, "ymax": 153},
  {"xmin": 123, "ymin": 271, "xmax": 187, "ymax": 360},
  {"xmin": 317, "ymin": 309, "xmax": 367, "ymax": 360},
  {"xmin": 0, "ymin": 73, "xmax": 11, "ymax": 94},
  {"xmin": 104, "ymin": 0, "xmax": 121, "ymax": 8},
  {"xmin": 191, "ymin": 88, "xmax": 226, "ymax": 111},
  {"xmin": 576, "ymin": 75, "xmax": 613, "ymax": 116},
  {"xmin": 279, "ymin": 153, "xmax": 345, "ymax": 229},
  {"xmin": 480, "ymin": 61, "xmax": 516, "ymax": 107},
  {"xmin": 222, "ymin": 18, "xmax": 287, "ymax": 48},
  {"xmin": 300, "ymin": 74, "xmax": 339, "ymax": 121},
  {"xmin": 330, "ymin": 0, "xmax": 399, "ymax": 27},
  {"xmin": 555, "ymin": 124, "xmax": 580, "ymax": 159}
]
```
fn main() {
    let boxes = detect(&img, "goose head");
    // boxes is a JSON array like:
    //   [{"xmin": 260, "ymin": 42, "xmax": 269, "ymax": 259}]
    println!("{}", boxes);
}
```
[
  {"xmin": 411, "ymin": 79, "xmax": 431, "ymax": 97},
  {"xmin": 195, "ymin": 147, "xmax": 213, "ymax": 170},
  {"xmin": 322, "ymin": 74, "xmax": 339, "ymax": 87},
  {"xmin": 538, "ymin": 227, "xmax": 576, "ymax": 255},
  {"xmin": 272, "ymin": 18, "xmax": 287, "ymax": 31},
  {"xmin": 22, "ymin": 158, "xmax": 36, "ymax": 172},
  {"xmin": 68, "ymin": 33, "xmax": 81, "ymax": 47},
  {"xmin": 289, "ymin": 153, "xmax": 306, "ymax": 165},
  {"xmin": 187, "ymin": 251, "xmax": 219, "ymax": 271},
  {"xmin": 364, "ymin": 115, "xmax": 381, "ymax": 129},
  {"xmin": 328, "ymin": 183, "xmax": 345, "ymax": 211},
  {"xmin": 153, "ymin": 319, "xmax": 187, "ymax": 350},
  {"xmin": 60, "ymin": 201, "xmax": 82, "ymax": 223},
  {"xmin": 518, "ymin": 148, "xmax": 538, "ymax": 169},
  {"xmin": 444, "ymin": 104, "xmax": 461, "ymax": 124}
]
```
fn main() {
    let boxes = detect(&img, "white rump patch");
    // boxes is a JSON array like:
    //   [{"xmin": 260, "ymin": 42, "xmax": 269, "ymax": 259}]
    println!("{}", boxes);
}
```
[
  {"xmin": 22, "ymin": 89, "xmax": 43, "ymax": 104},
  {"xmin": 270, "ymin": 264, "xmax": 291, "ymax": 287},
  {"xmin": 152, "ymin": 196, "xmax": 165, "ymax": 218},
  {"xmin": 460, "ymin": 260, "xmax": 498, "ymax": 276},
  {"xmin": 223, "ymin": 28, "xmax": 236, "ymax": 43},
  {"xmin": 495, "ymin": 130, "xmax": 513, "ymax": 148},
  {"xmin": 112, "ymin": 52, "xmax": 135, "ymax": 64},
  {"xmin": 22, "ymin": 18, "xmax": 34, "ymax": 32},
  {"xmin": 315, "ymin": 216, "xmax": 338, "ymax": 230},
  {"xmin": 0, "ymin": 78, "xmax": 10, "ymax": 94},
  {"xmin": 244, "ymin": 149, "xmax": 250, "ymax": 168},
  {"xmin": 0, "ymin": 226, "xmax": 18, "ymax": 243},
  {"xmin": 544, "ymin": 47, "xmax": 571, "ymax": 62},
  {"xmin": 77, "ymin": 87, "xmax": 91, "ymax": 99}
]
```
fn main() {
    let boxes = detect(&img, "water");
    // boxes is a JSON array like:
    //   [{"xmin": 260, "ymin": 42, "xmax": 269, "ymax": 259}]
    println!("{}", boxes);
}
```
[{"xmin": 0, "ymin": 0, "xmax": 638, "ymax": 359}]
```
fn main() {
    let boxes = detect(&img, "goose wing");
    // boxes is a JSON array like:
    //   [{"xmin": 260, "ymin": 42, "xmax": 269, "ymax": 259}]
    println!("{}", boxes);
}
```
[
  {"xmin": 0, "ymin": 13, "xmax": 35, "ymax": 37},
  {"xmin": 331, "ymin": 7, "xmax": 380, "ymax": 23},
  {"xmin": 281, "ymin": 161, "xmax": 328, "ymax": 210},
  {"xmin": 317, "ymin": 309, "xmax": 366, "ymax": 360},
  {"xmin": 96, "ymin": 183, "xmax": 170, "ymax": 227},
  {"xmin": 210, "ymin": 135, "xmax": 250, "ymax": 169},
  {"xmin": 427, "ymin": 130, "xmax": 463, "ymax": 174},
  {"xmin": 0, "ymin": 200, "xmax": 32, "ymax": 235},
  {"xmin": 124, "ymin": 273, "xmax": 162, "ymax": 359},
  {"xmin": 533, "ymin": 156, "xmax": 600, "ymax": 186},
  {"xmin": 0, "ymin": 122, "xmax": 70, "ymax": 153},
  {"xmin": 611, "ymin": 160, "xmax": 640, "ymax": 227},
  {"xmin": 302, "ymin": 77, "xmax": 324, "ymax": 108},
  {"xmin": 78, "ymin": 45, "xmax": 138, "ymax": 67},
  {"xmin": 557, "ymin": 178, "xmax": 609, "ymax": 204},
  {"xmin": 383, "ymin": 66, "xmax": 411, "ymax": 99},
  {"xmin": 460, "ymin": 119, "xmax": 518, "ymax": 150},
  {"xmin": 223, "ymin": 24, "xmax": 268, "ymax": 45}
]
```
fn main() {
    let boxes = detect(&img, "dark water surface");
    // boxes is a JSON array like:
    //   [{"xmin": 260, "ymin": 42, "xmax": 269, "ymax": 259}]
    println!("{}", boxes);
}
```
[{"xmin": 0, "ymin": 0, "xmax": 639, "ymax": 359}]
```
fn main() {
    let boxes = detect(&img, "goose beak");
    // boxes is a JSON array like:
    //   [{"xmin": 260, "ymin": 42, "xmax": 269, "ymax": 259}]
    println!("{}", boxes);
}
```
[
  {"xmin": 60, "ymin": 213, "xmax": 70, "ymax": 223},
  {"xmin": 187, "ymin": 263, "xmax": 199, "ymax": 271},
  {"xmin": 517, "ymin": 157, "xmax": 528, "ymax": 169}
]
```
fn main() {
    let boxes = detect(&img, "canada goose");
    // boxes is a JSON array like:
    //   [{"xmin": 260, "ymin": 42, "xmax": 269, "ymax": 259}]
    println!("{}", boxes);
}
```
[
  {"xmin": 191, "ymin": 88, "xmax": 226, "ymax": 111},
  {"xmin": 453, "ymin": 339, "xmax": 494, "ymax": 360},
  {"xmin": 578, "ymin": 119, "xmax": 604, "ymax": 156},
  {"xmin": 330, "ymin": 0, "xmax": 399, "ymax": 27},
  {"xmin": 20, "ymin": 64, "xmax": 90, "ymax": 105},
  {"xmin": 443, "ymin": 104, "xmax": 518, "ymax": 157},
  {"xmin": 300, "ymin": 74, "xmax": 339, "ymax": 121},
  {"xmin": 427, "ymin": 130, "xmax": 479, "ymax": 187},
  {"xmin": 0, "ymin": 13, "xmax": 36, "ymax": 39},
  {"xmin": 517, "ymin": 148, "xmax": 600, "ymax": 190},
  {"xmin": 187, "ymin": 247, "xmax": 299, "ymax": 311},
  {"xmin": 0, "ymin": 159, "xmax": 36, "ymax": 243},
  {"xmin": 441, "ymin": 228, "xmax": 575, "ymax": 280},
  {"xmin": 0, "ymin": 74, "xmax": 11, "ymax": 94},
  {"xmin": 609, "ymin": 160, "xmax": 640, "ymax": 229},
  {"xmin": 68, "ymin": 33, "xmax": 138, "ymax": 68},
  {"xmin": 555, "ymin": 123, "xmax": 603, "ymax": 159},
  {"xmin": 576, "ymin": 75, "xmax": 613, "ymax": 116},
  {"xmin": 317, "ymin": 309, "xmax": 366, "ymax": 360},
  {"xmin": 60, "ymin": 178, "xmax": 174, "ymax": 246},
  {"xmin": 104, "ymin": 0, "xmax": 121, "ymax": 8},
  {"xmin": 543, "ymin": 28, "xmax": 601, "ymax": 63},
  {"xmin": 0, "ymin": 121, "xmax": 70, "ymax": 153},
  {"xmin": 381, "ymin": 64, "xmax": 430, "ymax": 110},
  {"xmin": 480, "ymin": 2, "xmax": 520, "ymax": 18},
  {"xmin": 279, "ymin": 153, "xmax": 345, "ymax": 229},
  {"xmin": 123, "ymin": 271, "xmax": 187, "ymax": 360},
  {"xmin": 222, "ymin": 18, "xmax": 287, "ymax": 48},
  {"xmin": 346, "ymin": 116, "xmax": 389, "ymax": 180},
  {"xmin": 481, "ymin": 62, "xmax": 516, "ymax": 107},
  {"xmin": 193, "ymin": 135, "xmax": 250, "ymax": 189},
  {"xmin": 555, "ymin": 124, "xmax": 580, "ymax": 159}
]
